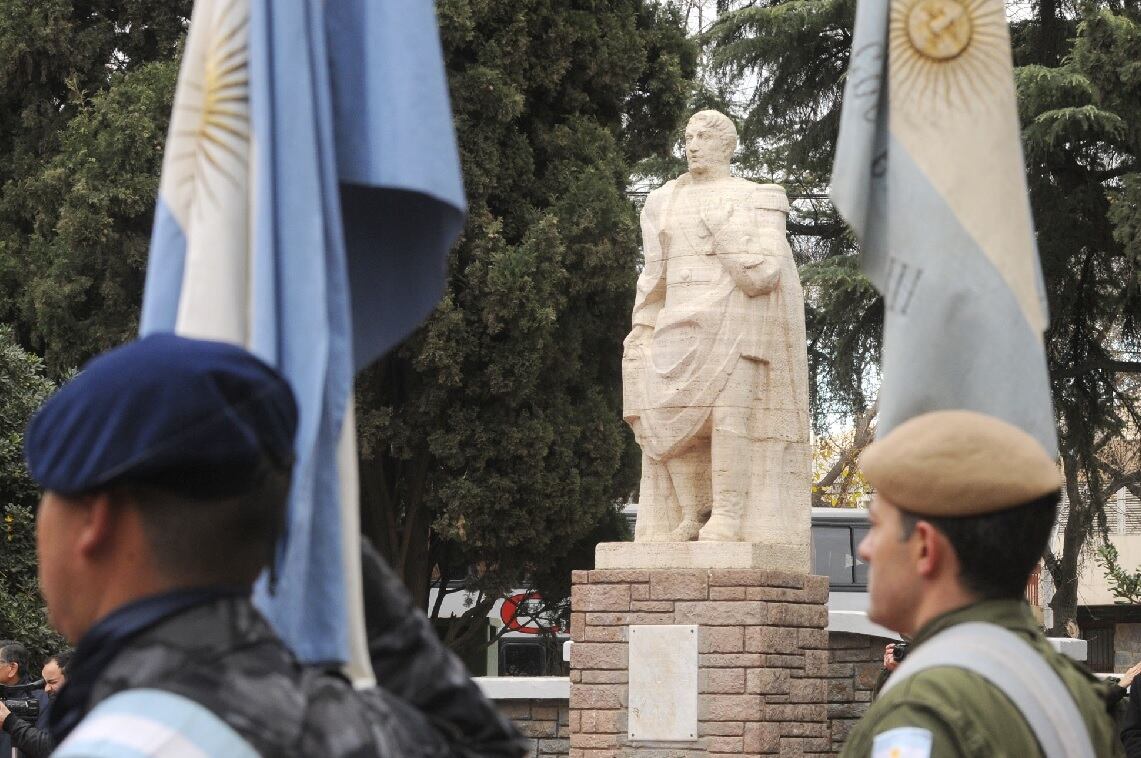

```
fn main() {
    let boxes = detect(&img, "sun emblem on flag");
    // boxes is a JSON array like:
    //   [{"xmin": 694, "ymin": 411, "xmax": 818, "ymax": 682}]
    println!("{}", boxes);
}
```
[
  {"xmin": 889, "ymin": 0, "xmax": 1010, "ymax": 116},
  {"xmin": 164, "ymin": 0, "xmax": 250, "ymax": 222}
]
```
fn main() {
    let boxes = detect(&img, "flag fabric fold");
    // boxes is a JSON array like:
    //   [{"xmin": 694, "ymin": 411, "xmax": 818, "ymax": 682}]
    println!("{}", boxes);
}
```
[
  {"xmin": 831, "ymin": 0, "xmax": 1057, "ymax": 456},
  {"xmin": 140, "ymin": 0, "xmax": 465, "ymax": 666}
]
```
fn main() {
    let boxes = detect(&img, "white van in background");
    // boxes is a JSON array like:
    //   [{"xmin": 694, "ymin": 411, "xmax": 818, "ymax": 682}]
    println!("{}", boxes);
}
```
[{"xmin": 809, "ymin": 506, "xmax": 896, "ymax": 639}]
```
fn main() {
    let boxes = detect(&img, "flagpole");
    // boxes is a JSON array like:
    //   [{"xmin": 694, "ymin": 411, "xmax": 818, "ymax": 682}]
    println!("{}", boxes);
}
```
[{"xmin": 338, "ymin": 399, "xmax": 376, "ymax": 685}]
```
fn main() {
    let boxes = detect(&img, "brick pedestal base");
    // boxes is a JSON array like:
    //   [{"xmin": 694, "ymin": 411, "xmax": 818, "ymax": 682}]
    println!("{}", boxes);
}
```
[{"xmin": 569, "ymin": 568, "xmax": 831, "ymax": 757}]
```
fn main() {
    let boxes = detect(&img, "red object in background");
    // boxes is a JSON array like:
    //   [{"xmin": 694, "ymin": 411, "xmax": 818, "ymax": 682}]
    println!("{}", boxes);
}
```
[
  {"xmin": 1026, "ymin": 561, "xmax": 1041, "ymax": 607},
  {"xmin": 500, "ymin": 592, "xmax": 545, "ymax": 634}
]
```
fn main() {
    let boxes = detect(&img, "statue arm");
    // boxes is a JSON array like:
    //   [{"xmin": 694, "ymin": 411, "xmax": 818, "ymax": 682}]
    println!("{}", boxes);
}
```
[
  {"xmin": 624, "ymin": 187, "xmax": 669, "ymax": 430},
  {"xmin": 731, "ymin": 228, "xmax": 788, "ymax": 297},
  {"xmin": 706, "ymin": 194, "xmax": 785, "ymax": 297},
  {"xmin": 630, "ymin": 188, "xmax": 668, "ymax": 331}
]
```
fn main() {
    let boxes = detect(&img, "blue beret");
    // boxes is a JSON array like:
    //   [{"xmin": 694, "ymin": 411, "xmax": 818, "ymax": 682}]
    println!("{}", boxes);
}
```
[{"xmin": 26, "ymin": 334, "xmax": 298, "ymax": 498}]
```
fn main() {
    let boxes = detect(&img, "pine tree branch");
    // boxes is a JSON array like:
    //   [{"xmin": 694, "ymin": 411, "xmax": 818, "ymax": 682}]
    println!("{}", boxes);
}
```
[
  {"xmin": 1092, "ymin": 164, "xmax": 1137, "ymax": 182},
  {"xmin": 1054, "ymin": 358, "xmax": 1141, "ymax": 378},
  {"xmin": 788, "ymin": 219, "xmax": 845, "ymax": 237},
  {"xmin": 1098, "ymin": 462, "xmax": 1141, "ymax": 502}
]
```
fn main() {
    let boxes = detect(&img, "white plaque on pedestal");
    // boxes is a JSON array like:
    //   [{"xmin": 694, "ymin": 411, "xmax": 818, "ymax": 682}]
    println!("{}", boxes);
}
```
[{"xmin": 627, "ymin": 625, "xmax": 698, "ymax": 742}]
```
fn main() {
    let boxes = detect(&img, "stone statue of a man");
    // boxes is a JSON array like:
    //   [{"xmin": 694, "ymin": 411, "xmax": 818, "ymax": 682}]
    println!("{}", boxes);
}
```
[{"xmin": 623, "ymin": 110, "xmax": 810, "ymax": 544}]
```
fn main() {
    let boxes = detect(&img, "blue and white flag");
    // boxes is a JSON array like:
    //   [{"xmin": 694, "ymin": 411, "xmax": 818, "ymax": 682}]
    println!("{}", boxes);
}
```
[
  {"xmin": 140, "ymin": 0, "xmax": 465, "ymax": 668},
  {"xmin": 830, "ymin": 0, "xmax": 1057, "ymax": 455}
]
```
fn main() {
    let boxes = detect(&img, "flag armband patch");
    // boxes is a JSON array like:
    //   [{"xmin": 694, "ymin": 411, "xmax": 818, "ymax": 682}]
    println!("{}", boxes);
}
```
[{"xmin": 872, "ymin": 726, "xmax": 933, "ymax": 758}]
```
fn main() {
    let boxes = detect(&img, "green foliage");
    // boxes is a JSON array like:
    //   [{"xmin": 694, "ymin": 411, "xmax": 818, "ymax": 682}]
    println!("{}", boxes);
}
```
[
  {"xmin": 0, "ymin": 1, "xmax": 190, "ymax": 375},
  {"xmin": 0, "ymin": 0, "xmax": 189, "ymax": 659},
  {"xmin": 704, "ymin": 0, "xmax": 875, "ymax": 431},
  {"xmin": 709, "ymin": 0, "xmax": 1141, "ymax": 633},
  {"xmin": 15, "ymin": 60, "xmax": 179, "ymax": 374},
  {"xmin": 1026, "ymin": 4, "xmax": 1141, "ymax": 633},
  {"xmin": 800, "ymin": 255, "xmax": 881, "ymax": 422},
  {"xmin": 0, "ymin": 2, "xmax": 692, "ymax": 657},
  {"xmin": 355, "ymin": 0, "xmax": 696, "ymax": 652},
  {"xmin": 0, "ymin": 329, "xmax": 62, "ymax": 660},
  {"xmin": 1095, "ymin": 543, "xmax": 1141, "ymax": 605},
  {"xmin": 706, "ymin": 0, "xmax": 853, "ymax": 187},
  {"xmin": 1, "ymin": 505, "xmax": 65, "ymax": 663}
]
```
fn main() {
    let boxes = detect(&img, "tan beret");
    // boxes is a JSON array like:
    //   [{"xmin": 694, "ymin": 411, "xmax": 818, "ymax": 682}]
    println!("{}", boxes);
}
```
[{"xmin": 859, "ymin": 410, "xmax": 1061, "ymax": 516}]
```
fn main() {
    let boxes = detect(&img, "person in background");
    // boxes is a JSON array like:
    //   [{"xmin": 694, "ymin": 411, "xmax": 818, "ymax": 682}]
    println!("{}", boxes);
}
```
[
  {"xmin": 41, "ymin": 651, "xmax": 71, "ymax": 700},
  {"xmin": 0, "ymin": 641, "xmax": 51, "ymax": 758},
  {"xmin": 839, "ymin": 411, "xmax": 1121, "ymax": 757},
  {"xmin": 0, "ymin": 649, "xmax": 75, "ymax": 758},
  {"xmin": 1117, "ymin": 662, "xmax": 1141, "ymax": 756},
  {"xmin": 871, "ymin": 638, "xmax": 910, "ymax": 699}
]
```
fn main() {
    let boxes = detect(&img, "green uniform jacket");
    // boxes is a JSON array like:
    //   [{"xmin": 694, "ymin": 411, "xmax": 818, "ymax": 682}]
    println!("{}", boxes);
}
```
[{"xmin": 840, "ymin": 599, "xmax": 1122, "ymax": 758}]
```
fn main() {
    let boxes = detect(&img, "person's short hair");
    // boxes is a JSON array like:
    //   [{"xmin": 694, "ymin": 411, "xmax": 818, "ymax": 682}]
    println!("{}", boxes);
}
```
[
  {"xmin": 48, "ymin": 650, "xmax": 73, "ymax": 674},
  {"xmin": 687, "ymin": 110, "xmax": 738, "ymax": 157},
  {"xmin": 899, "ymin": 490, "xmax": 1059, "ymax": 600},
  {"xmin": 0, "ymin": 640, "xmax": 31, "ymax": 681},
  {"xmin": 117, "ymin": 467, "xmax": 292, "ymax": 587}
]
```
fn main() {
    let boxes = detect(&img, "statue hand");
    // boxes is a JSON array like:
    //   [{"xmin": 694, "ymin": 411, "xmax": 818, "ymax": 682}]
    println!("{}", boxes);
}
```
[{"xmin": 724, "ymin": 253, "xmax": 781, "ymax": 297}]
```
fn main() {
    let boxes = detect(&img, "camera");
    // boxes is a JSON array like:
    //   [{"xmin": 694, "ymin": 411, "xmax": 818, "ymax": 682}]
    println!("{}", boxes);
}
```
[
  {"xmin": 892, "ymin": 642, "xmax": 910, "ymax": 662},
  {"xmin": 1, "ymin": 697, "xmax": 39, "ymax": 722},
  {"xmin": 0, "ymin": 680, "xmax": 44, "ymax": 723}
]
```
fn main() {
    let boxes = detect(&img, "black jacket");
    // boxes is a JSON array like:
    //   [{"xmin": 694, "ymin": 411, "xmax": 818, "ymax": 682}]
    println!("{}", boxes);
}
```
[
  {"xmin": 53, "ymin": 542, "xmax": 525, "ymax": 757},
  {"xmin": 1122, "ymin": 681, "xmax": 1141, "ymax": 757},
  {"xmin": 0, "ymin": 687, "xmax": 51, "ymax": 758},
  {"xmin": 2, "ymin": 713, "xmax": 53, "ymax": 758}
]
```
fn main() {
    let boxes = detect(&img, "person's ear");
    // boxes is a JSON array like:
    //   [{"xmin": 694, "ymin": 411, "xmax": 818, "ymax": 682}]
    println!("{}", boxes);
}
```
[
  {"xmin": 75, "ymin": 492, "xmax": 121, "ymax": 559},
  {"xmin": 912, "ymin": 520, "xmax": 945, "ymax": 579}
]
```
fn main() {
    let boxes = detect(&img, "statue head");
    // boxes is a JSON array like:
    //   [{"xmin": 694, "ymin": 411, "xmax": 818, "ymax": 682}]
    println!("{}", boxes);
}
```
[{"xmin": 685, "ymin": 110, "xmax": 737, "ymax": 176}]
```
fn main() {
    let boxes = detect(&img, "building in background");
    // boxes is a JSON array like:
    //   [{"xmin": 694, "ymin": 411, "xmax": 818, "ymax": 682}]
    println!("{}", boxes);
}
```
[{"xmin": 1040, "ymin": 488, "xmax": 1141, "ymax": 672}]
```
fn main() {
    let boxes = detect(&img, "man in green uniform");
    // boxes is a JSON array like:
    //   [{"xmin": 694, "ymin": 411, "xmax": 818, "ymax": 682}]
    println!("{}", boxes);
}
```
[{"xmin": 840, "ymin": 410, "xmax": 1120, "ymax": 758}]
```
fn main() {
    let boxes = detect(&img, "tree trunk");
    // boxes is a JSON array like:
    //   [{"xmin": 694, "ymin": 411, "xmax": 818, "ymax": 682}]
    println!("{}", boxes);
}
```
[
  {"xmin": 1035, "ymin": 0, "xmax": 1065, "ymax": 66},
  {"xmin": 359, "ymin": 449, "xmax": 435, "ymax": 614},
  {"xmin": 1046, "ymin": 516, "xmax": 1083, "ymax": 636},
  {"xmin": 811, "ymin": 400, "xmax": 877, "ymax": 507},
  {"xmin": 1046, "ymin": 456, "xmax": 1094, "ymax": 636}
]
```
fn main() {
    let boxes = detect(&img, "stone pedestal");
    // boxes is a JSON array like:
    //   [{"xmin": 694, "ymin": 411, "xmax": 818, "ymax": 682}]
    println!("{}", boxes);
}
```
[
  {"xmin": 596, "ymin": 542, "xmax": 809, "ymax": 573},
  {"xmin": 569, "ymin": 565, "xmax": 831, "ymax": 756}
]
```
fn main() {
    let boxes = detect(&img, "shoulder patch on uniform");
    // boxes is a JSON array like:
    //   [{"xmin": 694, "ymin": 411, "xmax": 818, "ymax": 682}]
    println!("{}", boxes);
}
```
[{"xmin": 872, "ymin": 726, "xmax": 933, "ymax": 758}]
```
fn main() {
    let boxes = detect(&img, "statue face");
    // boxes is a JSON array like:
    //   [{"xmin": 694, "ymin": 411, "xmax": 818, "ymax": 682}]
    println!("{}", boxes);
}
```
[{"xmin": 685, "ymin": 119, "xmax": 733, "ymax": 174}]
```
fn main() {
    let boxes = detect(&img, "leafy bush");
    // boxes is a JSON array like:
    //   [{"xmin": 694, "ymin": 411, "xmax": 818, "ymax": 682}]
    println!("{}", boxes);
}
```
[{"xmin": 0, "ymin": 328, "xmax": 63, "ymax": 662}]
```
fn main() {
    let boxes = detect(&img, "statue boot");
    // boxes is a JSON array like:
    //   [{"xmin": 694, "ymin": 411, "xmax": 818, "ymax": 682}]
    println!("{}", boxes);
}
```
[
  {"xmin": 700, "ymin": 410, "xmax": 749, "ymax": 541},
  {"xmin": 662, "ymin": 448, "xmax": 711, "ymax": 541},
  {"xmin": 637, "ymin": 461, "xmax": 679, "ymax": 542},
  {"xmin": 667, "ymin": 490, "xmax": 709, "ymax": 542},
  {"xmin": 698, "ymin": 490, "xmax": 743, "ymax": 542},
  {"xmin": 668, "ymin": 509, "xmax": 704, "ymax": 541}
]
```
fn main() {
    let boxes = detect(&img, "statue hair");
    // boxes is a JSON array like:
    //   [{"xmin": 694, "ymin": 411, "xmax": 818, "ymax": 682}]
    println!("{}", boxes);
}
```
[{"xmin": 687, "ymin": 110, "xmax": 738, "ymax": 154}]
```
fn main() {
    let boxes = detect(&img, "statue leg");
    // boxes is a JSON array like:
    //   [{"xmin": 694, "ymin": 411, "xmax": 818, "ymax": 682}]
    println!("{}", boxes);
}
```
[
  {"xmin": 700, "ymin": 360, "xmax": 758, "ymax": 542},
  {"xmin": 699, "ymin": 410, "xmax": 749, "ymax": 541},
  {"xmin": 636, "ymin": 453, "xmax": 682, "ymax": 542},
  {"xmin": 664, "ymin": 444, "xmax": 711, "ymax": 541}
]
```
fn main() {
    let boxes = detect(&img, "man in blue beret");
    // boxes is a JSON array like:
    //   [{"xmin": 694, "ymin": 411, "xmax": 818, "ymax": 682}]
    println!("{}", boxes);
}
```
[{"xmin": 26, "ymin": 334, "xmax": 524, "ymax": 757}]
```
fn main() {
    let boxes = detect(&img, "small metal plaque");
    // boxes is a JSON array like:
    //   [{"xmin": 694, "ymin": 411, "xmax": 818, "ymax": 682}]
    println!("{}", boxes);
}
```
[{"xmin": 628, "ymin": 625, "xmax": 698, "ymax": 742}]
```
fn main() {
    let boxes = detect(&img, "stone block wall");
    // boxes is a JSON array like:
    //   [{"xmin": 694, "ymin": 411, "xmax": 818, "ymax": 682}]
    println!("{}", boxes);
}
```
[
  {"xmin": 496, "ymin": 698, "xmax": 571, "ymax": 757},
  {"xmin": 824, "ymin": 632, "xmax": 891, "ymax": 751},
  {"xmin": 489, "ymin": 629, "xmax": 890, "ymax": 756},
  {"xmin": 568, "ymin": 568, "xmax": 832, "ymax": 756}
]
